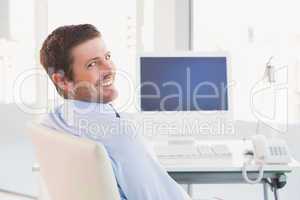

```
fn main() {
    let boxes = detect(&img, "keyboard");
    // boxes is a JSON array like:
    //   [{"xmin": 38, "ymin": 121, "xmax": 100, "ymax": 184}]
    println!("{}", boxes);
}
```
[{"xmin": 154, "ymin": 142, "xmax": 233, "ymax": 166}]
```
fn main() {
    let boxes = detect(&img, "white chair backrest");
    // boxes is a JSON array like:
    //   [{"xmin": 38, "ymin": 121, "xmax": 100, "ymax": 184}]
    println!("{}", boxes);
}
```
[{"xmin": 27, "ymin": 123, "xmax": 120, "ymax": 200}]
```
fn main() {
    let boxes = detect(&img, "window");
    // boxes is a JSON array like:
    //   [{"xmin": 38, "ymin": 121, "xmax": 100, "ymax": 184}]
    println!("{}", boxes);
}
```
[
  {"xmin": 193, "ymin": 0, "xmax": 300, "ymax": 122},
  {"xmin": 0, "ymin": 0, "xmax": 36, "ymax": 104}
]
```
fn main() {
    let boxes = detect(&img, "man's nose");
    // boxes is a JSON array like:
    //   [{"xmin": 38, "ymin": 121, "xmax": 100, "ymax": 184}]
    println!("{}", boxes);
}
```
[{"xmin": 101, "ymin": 60, "xmax": 114, "ymax": 73}]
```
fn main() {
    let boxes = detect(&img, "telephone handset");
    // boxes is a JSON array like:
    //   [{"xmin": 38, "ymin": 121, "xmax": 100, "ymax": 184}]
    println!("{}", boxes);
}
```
[{"xmin": 242, "ymin": 135, "xmax": 292, "ymax": 184}]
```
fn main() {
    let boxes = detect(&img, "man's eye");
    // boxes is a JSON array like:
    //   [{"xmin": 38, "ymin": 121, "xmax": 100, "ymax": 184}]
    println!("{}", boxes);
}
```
[
  {"xmin": 105, "ymin": 54, "xmax": 111, "ymax": 60},
  {"xmin": 87, "ymin": 62, "xmax": 97, "ymax": 68}
]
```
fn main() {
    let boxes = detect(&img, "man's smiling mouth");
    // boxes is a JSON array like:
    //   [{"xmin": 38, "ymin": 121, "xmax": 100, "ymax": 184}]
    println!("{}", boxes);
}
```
[{"xmin": 100, "ymin": 74, "xmax": 114, "ymax": 87}]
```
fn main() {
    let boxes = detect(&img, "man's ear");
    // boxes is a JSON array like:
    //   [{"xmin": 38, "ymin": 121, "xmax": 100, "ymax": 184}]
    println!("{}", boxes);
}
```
[{"xmin": 51, "ymin": 72, "xmax": 73, "ymax": 93}]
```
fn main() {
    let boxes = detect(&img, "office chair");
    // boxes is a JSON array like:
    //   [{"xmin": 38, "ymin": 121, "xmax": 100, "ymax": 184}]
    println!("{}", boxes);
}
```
[{"xmin": 27, "ymin": 123, "xmax": 120, "ymax": 200}]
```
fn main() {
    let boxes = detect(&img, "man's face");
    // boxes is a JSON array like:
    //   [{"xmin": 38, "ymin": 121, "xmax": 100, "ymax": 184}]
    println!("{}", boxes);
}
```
[{"xmin": 68, "ymin": 37, "xmax": 118, "ymax": 103}]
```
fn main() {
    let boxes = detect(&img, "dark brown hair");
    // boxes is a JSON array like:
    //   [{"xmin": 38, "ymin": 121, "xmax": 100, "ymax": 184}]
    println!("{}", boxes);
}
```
[{"xmin": 40, "ymin": 24, "xmax": 101, "ymax": 96}]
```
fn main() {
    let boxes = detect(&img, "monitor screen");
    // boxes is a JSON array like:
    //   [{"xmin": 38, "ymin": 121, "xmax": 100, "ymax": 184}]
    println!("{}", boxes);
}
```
[{"xmin": 140, "ymin": 56, "xmax": 228, "ymax": 111}]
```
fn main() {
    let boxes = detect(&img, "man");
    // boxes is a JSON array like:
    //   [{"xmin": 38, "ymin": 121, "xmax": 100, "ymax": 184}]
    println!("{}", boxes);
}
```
[{"xmin": 39, "ymin": 24, "xmax": 190, "ymax": 200}]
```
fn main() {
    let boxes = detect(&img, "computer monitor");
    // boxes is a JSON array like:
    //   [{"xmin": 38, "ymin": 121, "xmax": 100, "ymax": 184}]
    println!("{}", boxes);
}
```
[
  {"xmin": 139, "ymin": 53, "xmax": 231, "ymax": 112},
  {"xmin": 138, "ymin": 53, "xmax": 233, "ymax": 140}
]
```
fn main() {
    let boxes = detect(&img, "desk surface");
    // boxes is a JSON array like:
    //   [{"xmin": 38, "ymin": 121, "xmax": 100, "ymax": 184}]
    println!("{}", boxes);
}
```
[
  {"xmin": 166, "ymin": 163, "xmax": 296, "ymax": 173},
  {"xmin": 160, "ymin": 140, "xmax": 300, "ymax": 173},
  {"xmin": 164, "ymin": 160, "xmax": 300, "ymax": 172},
  {"xmin": 166, "ymin": 159, "xmax": 300, "ymax": 172},
  {"xmin": 165, "ymin": 160, "xmax": 300, "ymax": 185}
]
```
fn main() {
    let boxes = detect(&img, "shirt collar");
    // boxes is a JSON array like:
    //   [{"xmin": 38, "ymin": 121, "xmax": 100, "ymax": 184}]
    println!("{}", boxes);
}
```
[
  {"xmin": 68, "ymin": 99, "xmax": 115, "ymax": 114},
  {"xmin": 58, "ymin": 99, "xmax": 117, "ymax": 126}
]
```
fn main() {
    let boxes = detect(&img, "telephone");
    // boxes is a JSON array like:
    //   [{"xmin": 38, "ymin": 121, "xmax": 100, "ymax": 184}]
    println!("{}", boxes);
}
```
[
  {"xmin": 252, "ymin": 134, "xmax": 291, "ymax": 164},
  {"xmin": 242, "ymin": 135, "xmax": 292, "ymax": 184}
]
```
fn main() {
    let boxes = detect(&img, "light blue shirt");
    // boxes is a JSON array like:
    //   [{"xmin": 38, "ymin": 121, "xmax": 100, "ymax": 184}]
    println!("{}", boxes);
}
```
[{"xmin": 39, "ymin": 99, "xmax": 190, "ymax": 200}]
